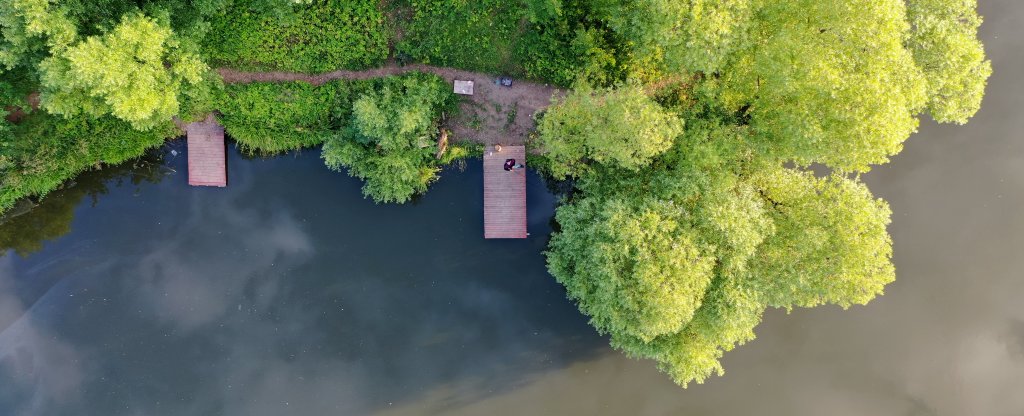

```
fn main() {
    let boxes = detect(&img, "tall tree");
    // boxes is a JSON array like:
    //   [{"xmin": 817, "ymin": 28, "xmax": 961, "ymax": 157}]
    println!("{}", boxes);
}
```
[
  {"xmin": 38, "ymin": 12, "xmax": 206, "ymax": 130},
  {"xmin": 536, "ymin": 84, "xmax": 683, "ymax": 178},
  {"xmin": 746, "ymin": 169, "xmax": 895, "ymax": 309},
  {"xmin": 321, "ymin": 73, "xmax": 453, "ymax": 203},
  {"xmin": 715, "ymin": 0, "xmax": 928, "ymax": 172},
  {"xmin": 547, "ymin": 163, "xmax": 896, "ymax": 386},
  {"xmin": 906, "ymin": 0, "xmax": 992, "ymax": 123},
  {"xmin": 595, "ymin": 0, "xmax": 752, "ymax": 75},
  {"xmin": 593, "ymin": 0, "xmax": 990, "ymax": 171},
  {"xmin": 0, "ymin": 0, "xmax": 78, "ymax": 70},
  {"xmin": 548, "ymin": 195, "xmax": 717, "ymax": 343}
]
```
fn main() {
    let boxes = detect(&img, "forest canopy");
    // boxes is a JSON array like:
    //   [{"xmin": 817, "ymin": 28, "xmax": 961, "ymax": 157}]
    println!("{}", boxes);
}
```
[
  {"xmin": 538, "ymin": 0, "xmax": 990, "ymax": 386},
  {"xmin": 0, "ymin": 0, "xmax": 990, "ymax": 388}
]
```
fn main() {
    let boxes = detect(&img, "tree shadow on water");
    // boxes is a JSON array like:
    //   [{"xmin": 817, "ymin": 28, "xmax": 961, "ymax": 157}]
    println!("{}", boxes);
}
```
[{"xmin": 0, "ymin": 148, "xmax": 172, "ymax": 257}]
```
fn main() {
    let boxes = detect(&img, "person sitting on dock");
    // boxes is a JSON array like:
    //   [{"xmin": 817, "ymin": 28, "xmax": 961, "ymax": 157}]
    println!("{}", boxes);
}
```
[{"xmin": 504, "ymin": 158, "xmax": 515, "ymax": 171}]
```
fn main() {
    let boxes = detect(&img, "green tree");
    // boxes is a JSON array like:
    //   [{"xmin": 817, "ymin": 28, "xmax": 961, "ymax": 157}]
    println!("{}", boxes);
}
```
[
  {"xmin": 536, "ymin": 85, "xmax": 683, "ymax": 178},
  {"xmin": 906, "ymin": 0, "xmax": 992, "ymax": 123},
  {"xmin": 546, "ymin": 113, "xmax": 900, "ymax": 386},
  {"xmin": 38, "ymin": 12, "xmax": 206, "ymax": 130},
  {"xmin": 0, "ymin": 0, "xmax": 78, "ymax": 70},
  {"xmin": 593, "ymin": 0, "xmax": 990, "ymax": 172},
  {"xmin": 548, "ymin": 195, "xmax": 717, "ymax": 343},
  {"xmin": 747, "ymin": 169, "xmax": 895, "ymax": 309},
  {"xmin": 321, "ymin": 73, "xmax": 453, "ymax": 203},
  {"xmin": 715, "ymin": 0, "xmax": 929, "ymax": 172},
  {"xmin": 595, "ymin": 0, "xmax": 752, "ymax": 75}
]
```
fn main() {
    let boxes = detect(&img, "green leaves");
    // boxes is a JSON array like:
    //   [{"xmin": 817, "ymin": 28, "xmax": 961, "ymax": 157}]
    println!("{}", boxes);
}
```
[
  {"xmin": 748, "ymin": 169, "xmax": 895, "ymax": 309},
  {"xmin": 544, "ymin": 78, "xmax": 912, "ymax": 386},
  {"xmin": 536, "ymin": 85, "xmax": 683, "ymax": 178},
  {"xmin": 396, "ymin": 0, "xmax": 523, "ymax": 74},
  {"xmin": 0, "ymin": 112, "xmax": 173, "ymax": 213},
  {"xmin": 217, "ymin": 81, "xmax": 342, "ymax": 153},
  {"xmin": 597, "ymin": 0, "xmax": 753, "ymax": 75},
  {"xmin": 204, "ymin": 0, "xmax": 388, "ymax": 73},
  {"xmin": 593, "ymin": 0, "xmax": 991, "ymax": 172},
  {"xmin": 549, "ymin": 195, "xmax": 716, "ymax": 342},
  {"xmin": 906, "ymin": 0, "xmax": 992, "ymax": 123},
  {"xmin": 717, "ymin": 0, "xmax": 928, "ymax": 172},
  {"xmin": 0, "ymin": 0, "xmax": 78, "ymax": 69},
  {"xmin": 39, "ymin": 13, "xmax": 207, "ymax": 130},
  {"xmin": 321, "ymin": 73, "xmax": 453, "ymax": 204}
]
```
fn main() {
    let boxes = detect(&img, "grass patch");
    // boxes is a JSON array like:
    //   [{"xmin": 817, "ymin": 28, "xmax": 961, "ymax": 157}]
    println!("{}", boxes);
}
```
[
  {"xmin": 216, "ymin": 80, "xmax": 369, "ymax": 154},
  {"xmin": 392, "ymin": 0, "xmax": 525, "ymax": 75},
  {"xmin": 204, "ymin": 0, "xmax": 390, "ymax": 73}
]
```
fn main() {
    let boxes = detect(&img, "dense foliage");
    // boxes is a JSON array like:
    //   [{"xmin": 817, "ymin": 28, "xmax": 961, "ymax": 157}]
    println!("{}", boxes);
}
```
[
  {"xmin": 0, "ymin": 112, "xmax": 173, "ymax": 213},
  {"xmin": 536, "ymin": 85, "xmax": 683, "ymax": 178},
  {"xmin": 215, "ymin": 80, "xmax": 348, "ymax": 153},
  {"xmin": 204, "ymin": 0, "xmax": 389, "ymax": 73},
  {"xmin": 40, "ymin": 12, "xmax": 206, "ymax": 130},
  {"xmin": 541, "ymin": 0, "xmax": 990, "ymax": 387},
  {"xmin": 0, "ymin": 0, "xmax": 199, "ymax": 210},
  {"xmin": 394, "ymin": 0, "xmax": 523, "ymax": 74},
  {"xmin": 391, "ymin": 0, "xmax": 623, "ymax": 86},
  {"xmin": 322, "ymin": 72, "xmax": 455, "ymax": 203}
]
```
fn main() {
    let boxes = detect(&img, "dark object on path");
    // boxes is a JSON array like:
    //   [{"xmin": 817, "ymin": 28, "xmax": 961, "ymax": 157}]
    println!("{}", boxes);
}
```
[
  {"xmin": 496, "ymin": 76, "xmax": 513, "ymax": 87},
  {"xmin": 504, "ymin": 158, "xmax": 515, "ymax": 171},
  {"xmin": 396, "ymin": 52, "xmax": 412, "ymax": 67}
]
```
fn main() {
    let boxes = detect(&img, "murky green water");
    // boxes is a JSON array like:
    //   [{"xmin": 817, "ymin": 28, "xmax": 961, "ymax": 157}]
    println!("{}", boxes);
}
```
[
  {"xmin": 3, "ymin": 1, "xmax": 1024, "ymax": 414},
  {"xmin": 0, "ymin": 144, "xmax": 613, "ymax": 415}
]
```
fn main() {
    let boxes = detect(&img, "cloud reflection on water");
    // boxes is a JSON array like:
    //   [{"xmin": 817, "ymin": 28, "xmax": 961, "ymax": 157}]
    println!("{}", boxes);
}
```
[
  {"xmin": 0, "ymin": 256, "xmax": 88, "ymax": 416},
  {"xmin": 0, "ymin": 155, "xmax": 604, "ymax": 416}
]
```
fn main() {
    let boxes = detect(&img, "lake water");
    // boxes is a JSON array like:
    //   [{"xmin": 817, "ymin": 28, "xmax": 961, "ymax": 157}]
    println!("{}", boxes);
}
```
[{"xmin": 3, "ymin": 1, "xmax": 1024, "ymax": 414}]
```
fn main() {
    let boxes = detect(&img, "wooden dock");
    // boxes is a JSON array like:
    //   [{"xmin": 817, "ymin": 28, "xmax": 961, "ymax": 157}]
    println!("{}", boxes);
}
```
[
  {"xmin": 185, "ymin": 117, "xmax": 227, "ymax": 187},
  {"xmin": 483, "ymin": 145, "xmax": 527, "ymax": 238}
]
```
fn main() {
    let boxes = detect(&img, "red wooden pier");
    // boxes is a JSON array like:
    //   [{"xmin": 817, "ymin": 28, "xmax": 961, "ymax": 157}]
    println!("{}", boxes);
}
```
[
  {"xmin": 185, "ymin": 117, "xmax": 227, "ymax": 187},
  {"xmin": 483, "ymin": 145, "xmax": 527, "ymax": 238}
]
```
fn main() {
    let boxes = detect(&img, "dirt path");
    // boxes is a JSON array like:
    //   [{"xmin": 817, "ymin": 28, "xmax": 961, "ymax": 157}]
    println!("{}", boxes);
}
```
[{"xmin": 217, "ymin": 64, "xmax": 564, "ymax": 146}]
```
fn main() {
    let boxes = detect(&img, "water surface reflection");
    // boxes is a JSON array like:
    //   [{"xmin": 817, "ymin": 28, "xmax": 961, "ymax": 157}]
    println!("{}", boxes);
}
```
[{"xmin": 0, "ymin": 146, "xmax": 605, "ymax": 416}]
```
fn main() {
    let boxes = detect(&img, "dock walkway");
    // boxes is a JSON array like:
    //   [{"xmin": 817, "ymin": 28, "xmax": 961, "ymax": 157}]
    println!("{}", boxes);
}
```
[
  {"xmin": 185, "ymin": 117, "xmax": 227, "ymax": 187},
  {"xmin": 483, "ymin": 145, "xmax": 527, "ymax": 239}
]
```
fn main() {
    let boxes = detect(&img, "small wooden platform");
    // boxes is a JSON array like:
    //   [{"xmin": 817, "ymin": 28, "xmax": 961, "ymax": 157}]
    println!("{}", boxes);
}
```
[
  {"xmin": 454, "ymin": 80, "xmax": 474, "ymax": 95},
  {"xmin": 483, "ymin": 145, "xmax": 527, "ymax": 238},
  {"xmin": 185, "ymin": 118, "xmax": 227, "ymax": 187}
]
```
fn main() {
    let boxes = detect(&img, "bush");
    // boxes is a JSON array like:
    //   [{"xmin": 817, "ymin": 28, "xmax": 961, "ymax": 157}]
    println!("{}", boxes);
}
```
[
  {"xmin": 395, "ymin": 0, "xmax": 523, "ymax": 75},
  {"xmin": 215, "ymin": 80, "xmax": 363, "ymax": 153},
  {"xmin": 322, "ymin": 72, "xmax": 455, "ymax": 203},
  {"xmin": 0, "ymin": 113, "xmax": 174, "ymax": 213},
  {"xmin": 535, "ymin": 85, "xmax": 683, "ymax": 178}
]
